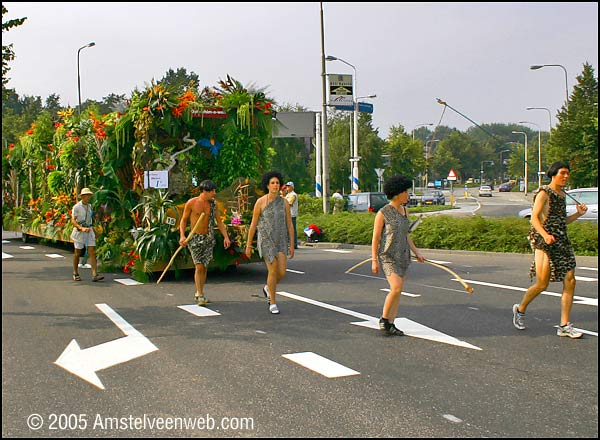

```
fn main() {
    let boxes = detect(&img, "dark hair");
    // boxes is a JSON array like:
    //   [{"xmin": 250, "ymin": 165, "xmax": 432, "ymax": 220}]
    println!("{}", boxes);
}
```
[
  {"xmin": 261, "ymin": 171, "xmax": 284, "ymax": 192},
  {"xmin": 546, "ymin": 161, "xmax": 570, "ymax": 178},
  {"xmin": 199, "ymin": 179, "xmax": 217, "ymax": 192},
  {"xmin": 383, "ymin": 175, "xmax": 413, "ymax": 199}
]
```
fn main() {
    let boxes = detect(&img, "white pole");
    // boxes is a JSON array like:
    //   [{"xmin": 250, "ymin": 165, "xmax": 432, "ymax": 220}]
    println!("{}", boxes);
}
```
[
  {"xmin": 315, "ymin": 112, "xmax": 322, "ymax": 197},
  {"xmin": 352, "ymin": 70, "xmax": 359, "ymax": 193}
]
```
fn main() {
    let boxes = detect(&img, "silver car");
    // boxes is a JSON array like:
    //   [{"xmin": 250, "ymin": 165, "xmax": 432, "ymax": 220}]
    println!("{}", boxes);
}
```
[
  {"xmin": 518, "ymin": 187, "xmax": 598, "ymax": 221},
  {"xmin": 478, "ymin": 185, "xmax": 493, "ymax": 197}
]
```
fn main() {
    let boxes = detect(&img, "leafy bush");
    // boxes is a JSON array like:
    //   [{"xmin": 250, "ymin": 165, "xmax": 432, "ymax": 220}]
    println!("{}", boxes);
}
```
[{"xmin": 297, "ymin": 212, "xmax": 598, "ymax": 256}]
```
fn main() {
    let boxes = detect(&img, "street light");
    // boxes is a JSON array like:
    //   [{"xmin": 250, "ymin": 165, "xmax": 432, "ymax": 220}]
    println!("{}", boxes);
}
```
[
  {"xmin": 424, "ymin": 139, "xmax": 440, "ymax": 189},
  {"xmin": 412, "ymin": 123, "xmax": 433, "ymax": 141},
  {"xmin": 526, "ymin": 107, "xmax": 552, "ymax": 131},
  {"xmin": 512, "ymin": 131, "xmax": 529, "ymax": 195},
  {"xmin": 77, "ymin": 42, "xmax": 96, "ymax": 117},
  {"xmin": 480, "ymin": 160, "xmax": 494, "ymax": 185},
  {"xmin": 530, "ymin": 64, "xmax": 569, "ymax": 103},
  {"xmin": 499, "ymin": 149, "xmax": 510, "ymax": 182},
  {"xmin": 326, "ymin": 54, "xmax": 361, "ymax": 193},
  {"xmin": 519, "ymin": 121, "xmax": 542, "ymax": 188}
]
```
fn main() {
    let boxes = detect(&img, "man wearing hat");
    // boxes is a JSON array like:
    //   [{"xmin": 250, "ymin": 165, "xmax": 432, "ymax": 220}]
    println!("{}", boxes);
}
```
[
  {"xmin": 70, "ymin": 187, "xmax": 104, "ymax": 282},
  {"xmin": 284, "ymin": 181, "xmax": 298, "ymax": 249}
]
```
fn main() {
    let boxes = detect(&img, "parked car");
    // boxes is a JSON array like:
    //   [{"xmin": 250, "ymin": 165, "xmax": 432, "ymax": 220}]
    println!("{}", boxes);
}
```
[
  {"xmin": 498, "ymin": 182, "xmax": 513, "ymax": 192},
  {"xmin": 345, "ymin": 192, "xmax": 389, "ymax": 213},
  {"xmin": 407, "ymin": 192, "xmax": 421, "ymax": 206},
  {"xmin": 518, "ymin": 187, "xmax": 598, "ymax": 221},
  {"xmin": 478, "ymin": 185, "xmax": 493, "ymax": 197},
  {"xmin": 421, "ymin": 190, "xmax": 445, "ymax": 205}
]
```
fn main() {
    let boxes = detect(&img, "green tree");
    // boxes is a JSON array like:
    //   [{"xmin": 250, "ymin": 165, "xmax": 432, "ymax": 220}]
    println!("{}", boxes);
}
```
[
  {"xmin": 2, "ymin": 5, "xmax": 27, "ymax": 98},
  {"xmin": 384, "ymin": 125, "xmax": 424, "ymax": 181},
  {"xmin": 546, "ymin": 62, "xmax": 598, "ymax": 187},
  {"xmin": 159, "ymin": 67, "xmax": 200, "ymax": 94}
]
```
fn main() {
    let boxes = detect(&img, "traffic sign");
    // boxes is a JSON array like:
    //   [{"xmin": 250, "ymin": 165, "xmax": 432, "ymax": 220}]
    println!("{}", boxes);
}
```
[
  {"xmin": 447, "ymin": 169, "xmax": 457, "ymax": 181},
  {"xmin": 332, "ymin": 102, "xmax": 374, "ymax": 113}
]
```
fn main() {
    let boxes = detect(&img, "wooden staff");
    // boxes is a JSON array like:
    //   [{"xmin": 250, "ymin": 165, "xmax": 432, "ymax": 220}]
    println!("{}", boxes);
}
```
[
  {"xmin": 156, "ymin": 212, "xmax": 205, "ymax": 285},
  {"xmin": 345, "ymin": 257, "xmax": 474, "ymax": 294}
]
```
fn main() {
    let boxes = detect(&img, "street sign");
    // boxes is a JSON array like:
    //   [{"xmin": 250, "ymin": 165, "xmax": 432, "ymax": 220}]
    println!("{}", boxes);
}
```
[
  {"xmin": 327, "ymin": 74, "xmax": 354, "ymax": 107},
  {"xmin": 332, "ymin": 102, "xmax": 374, "ymax": 113},
  {"xmin": 447, "ymin": 169, "xmax": 457, "ymax": 181}
]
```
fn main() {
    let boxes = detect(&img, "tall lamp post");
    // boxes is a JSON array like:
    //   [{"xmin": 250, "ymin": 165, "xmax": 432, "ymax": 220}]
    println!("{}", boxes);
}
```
[
  {"xmin": 326, "ymin": 55, "xmax": 362, "ymax": 193},
  {"xmin": 512, "ymin": 131, "xmax": 528, "ymax": 195},
  {"xmin": 530, "ymin": 64, "xmax": 569, "ymax": 103},
  {"xmin": 526, "ymin": 106, "xmax": 552, "ymax": 132},
  {"xmin": 480, "ymin": 160, "xmax": 494, "ymax": 185},
  {"xmin": 412, "ymin": 123, "xmax": 433, "ymax": 141},
  {"xmin": 499, "ymin": 149, "xmax": 510, "ymax": 182},
  {"xmin": 77, "ymin": 42, "xmax": 96, "ymax": 117},
  {"xmin": 424, "ymin": 139, "xmax": 440, "ymax": 189},
  {"xmin": 319, "ymin": 3, "xmax": 329, "ymax": 213},
  {"xmin": 519, "ymin": 121, "xmax": 542, "ymax": 188}
]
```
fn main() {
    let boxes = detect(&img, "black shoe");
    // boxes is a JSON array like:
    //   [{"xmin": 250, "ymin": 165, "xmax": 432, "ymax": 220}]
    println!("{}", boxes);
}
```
[
  {"xmin": 380, "ymin": 318, "xmax": 404, "ymax": 336},
  {"xmin": 385, "ymin": 324, "xmax": 404, "ymax": 336}
]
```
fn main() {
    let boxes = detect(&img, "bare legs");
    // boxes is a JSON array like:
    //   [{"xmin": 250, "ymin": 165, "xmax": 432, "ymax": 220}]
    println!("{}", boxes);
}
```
[
  {"xmin": 382, "ymin": 272, "xmax": 405, "ymax": 322},
  {"xmin": 194, "ymin": 263, "xmax": 208, "ymax": 297},
  {"xmin": 264, "ymin": 252, "xmax": 287, "ymax": 304},
  {"xmin": 518, "ymin": 249, "xmax": 577, "ymax": 326}
]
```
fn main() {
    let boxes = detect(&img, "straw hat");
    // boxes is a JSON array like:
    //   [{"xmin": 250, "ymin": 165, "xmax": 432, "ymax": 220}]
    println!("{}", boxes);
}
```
[{"xmin": 80, "ymin": 187, "xmax": 93, "ymax": 196}]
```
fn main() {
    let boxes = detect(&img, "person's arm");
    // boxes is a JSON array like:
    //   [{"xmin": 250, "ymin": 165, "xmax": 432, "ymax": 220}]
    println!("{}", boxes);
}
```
[
  {"xmin": 530, "ymin": 190, "xmax": 554, "ymax": 244},
  {"xmin": 566, "ymin": 202, "xmax": 588, "ymax": 224},
  {"xmin": 371, "ymin": 212, "xmax": 384, "ymax": 274},
  {"xmin": 179, "ymin": 201, "xmax": 191, "ymax": 246},
  {"xmin": 405, "ymin": 207, "xmax": 424, "ymax": 261},
  {"xmin": 284, "ymin": 200, "xmax": 295, "ymax": 258},
  {"xmin": 215, "ymin": 208, "xmax": 231, "ymax": 248},
  {"xmin": 71, "ymin": 205, "xmax": 89, "ymax": 233},
  {"xmin": 245, "ymin": 198, "xmax": 262, "ymax": 257}
]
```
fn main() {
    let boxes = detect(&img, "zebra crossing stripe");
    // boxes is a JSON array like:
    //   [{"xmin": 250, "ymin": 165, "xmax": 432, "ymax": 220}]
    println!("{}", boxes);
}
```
[{"xmin": 282, "ymin": 352, "xmax": 359, "ymax": 378}]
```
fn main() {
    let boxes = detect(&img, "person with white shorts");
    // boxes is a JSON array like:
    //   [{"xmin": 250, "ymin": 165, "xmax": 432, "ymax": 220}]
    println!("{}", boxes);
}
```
[{"xmin": 70, "ymin": 187, "xmax": 104, "ymax": 282}]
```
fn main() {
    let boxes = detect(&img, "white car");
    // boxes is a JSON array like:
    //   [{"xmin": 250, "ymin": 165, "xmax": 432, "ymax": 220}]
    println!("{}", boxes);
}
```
[
  {"xmin": 478, "ymin": 185, "xmax": 493, "ymax": 197},
  {"xmin": 518, "ymin": 187, "xmax": 598, "ymax": 221}
]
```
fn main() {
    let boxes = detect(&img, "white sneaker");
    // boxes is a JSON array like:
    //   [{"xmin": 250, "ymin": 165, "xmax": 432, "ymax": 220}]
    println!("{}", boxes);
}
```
[
  {"xmin": 269, "ymin": 304, "xmax": 280, "ymax": 314},
  {"xmin": 557, "ymin": 322, "xmax": 583, "ymax": 339},
  {"xmin": 512, "ymin": 304, "xmax": 526, "ymax": 330}
]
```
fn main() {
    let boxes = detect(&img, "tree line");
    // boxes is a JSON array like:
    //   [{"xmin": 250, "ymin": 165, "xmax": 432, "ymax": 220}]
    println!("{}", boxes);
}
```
[{"xmin": 3, "ymin": 7, "xmax": 597, "ymax": 195}]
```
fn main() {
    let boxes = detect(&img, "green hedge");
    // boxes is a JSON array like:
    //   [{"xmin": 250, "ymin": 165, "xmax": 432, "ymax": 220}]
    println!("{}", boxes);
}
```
[{"xmin": 296, "ymin": 212, "xmax": 598, "ymax": 256}]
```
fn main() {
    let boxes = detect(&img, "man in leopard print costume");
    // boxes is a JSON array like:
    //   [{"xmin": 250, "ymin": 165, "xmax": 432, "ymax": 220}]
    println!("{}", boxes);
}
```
[{"xmin": 512, "ymin": 161, "xmax": 588, "ymax": 338}]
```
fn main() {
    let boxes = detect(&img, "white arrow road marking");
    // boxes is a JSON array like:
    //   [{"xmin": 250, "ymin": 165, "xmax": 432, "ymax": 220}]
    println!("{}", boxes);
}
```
[
  {"xmin": 45, "ymin": 253, "xmax": 65, "ymax": 258},
  {"xmin": 54, "ymin": 303, "xmax": 158, "ymax": 390},
  {"xmin": 19, "ymin": 245, "xmax": 35, "ymax": 250},
  {"xmin": 462, "ymin": 279, "xmax": 598, "ymax": 307},
  {"xmin": 351, "ymin": 319, "xmax": 481, "ymax": 350},
  {"xmin": 178, "ymin": 305, "xmax": 221, "ymax": 317},
  {"xmin": 2, "ymin": 252, "xmax": 13, "ymax": 259},
  {"xmin": 277, "ymin": 291, "xmax": 480, "ymax": 350},
  {"xmin": 282, "ymin": 352, "xmax": 360, "ymax": 378}
]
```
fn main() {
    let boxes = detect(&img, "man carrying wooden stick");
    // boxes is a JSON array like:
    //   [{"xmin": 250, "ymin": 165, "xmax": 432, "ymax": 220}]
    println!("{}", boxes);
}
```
[{"xmin": 180, "ymin": 180, "xmax": 231, "ymax": 306}]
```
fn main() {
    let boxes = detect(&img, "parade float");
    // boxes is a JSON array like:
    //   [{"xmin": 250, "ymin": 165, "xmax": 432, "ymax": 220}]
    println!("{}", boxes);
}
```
[{"xmin": 2, "ymin": 75, "xmax": 275, "ymax": 281}]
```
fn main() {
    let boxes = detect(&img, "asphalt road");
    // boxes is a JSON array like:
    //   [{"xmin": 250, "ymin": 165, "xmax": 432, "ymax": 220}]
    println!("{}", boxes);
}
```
[{"xmin": 2, "ymin": 233, "xmax": 597, "ymax": 438}]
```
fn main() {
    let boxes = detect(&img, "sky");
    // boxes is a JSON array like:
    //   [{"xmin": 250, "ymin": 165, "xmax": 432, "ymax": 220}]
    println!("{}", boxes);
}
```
[{"xmin": 3, "ymin": 2, "xmax": 598, "ymax": 139}]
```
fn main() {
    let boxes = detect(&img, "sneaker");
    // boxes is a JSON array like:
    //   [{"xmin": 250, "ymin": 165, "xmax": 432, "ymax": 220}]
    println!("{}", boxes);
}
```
[
  {"xmin": 262, "ymin": 285, "xmax": 269, "ymax": 300},
  {"xmin": 380, "ymin": 318, "xmax": 404, "ymax": 336},
  {"xmin": 195, "ymin": 296, "xmax": 209, "ymax": 306},
  {"xmin": 269, "ymin": 303, "xmax": 280, "ymax": 314},
  {"xmin": 557, "ymin": 322, "xmax": 583, "ymax": 339},
  {"xmin": 512, "ymin": 304, "xmax": 526, "ymax": 330}
]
